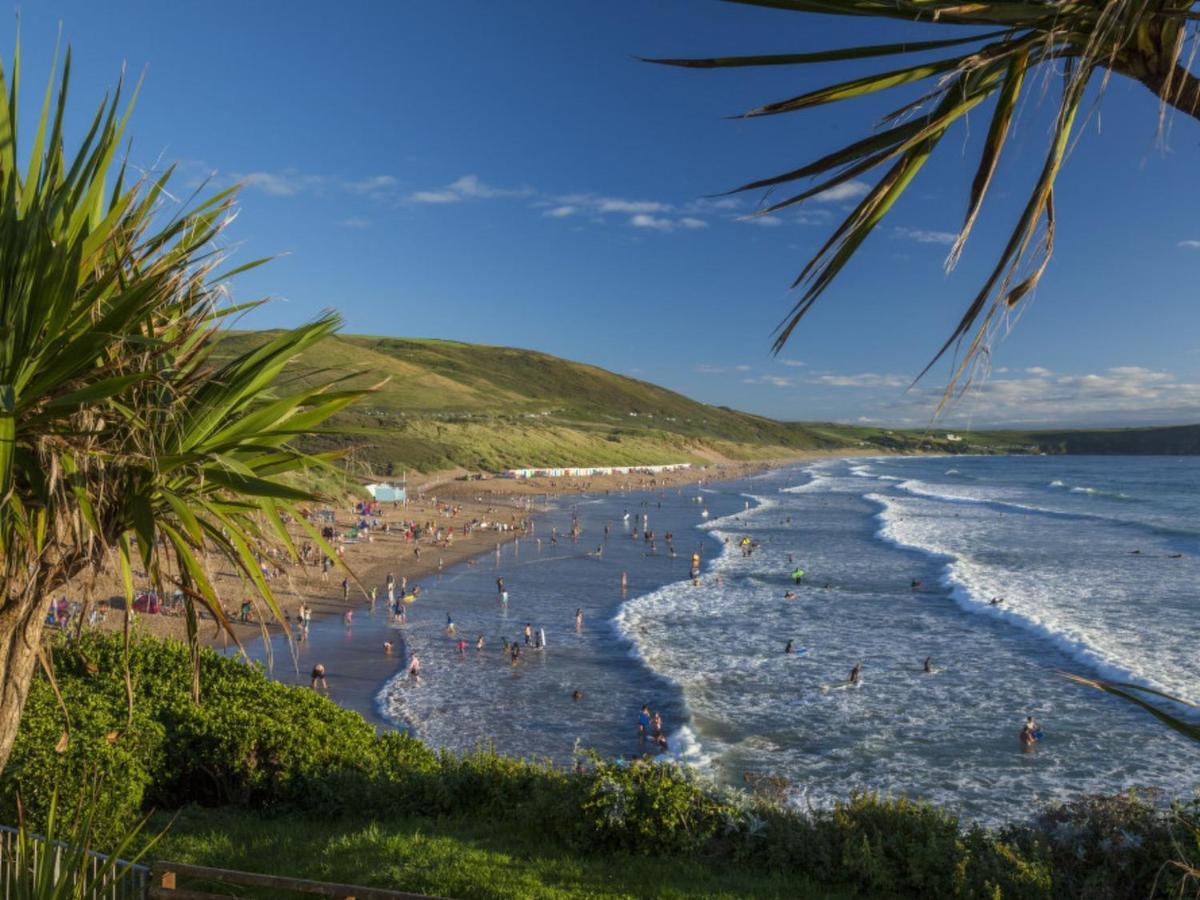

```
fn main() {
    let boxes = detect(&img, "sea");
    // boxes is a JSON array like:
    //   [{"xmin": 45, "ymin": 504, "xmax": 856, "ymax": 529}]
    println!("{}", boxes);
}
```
[{"xmin": 285, "ymin": 456, "xmax": 1200, "ymax": 826}]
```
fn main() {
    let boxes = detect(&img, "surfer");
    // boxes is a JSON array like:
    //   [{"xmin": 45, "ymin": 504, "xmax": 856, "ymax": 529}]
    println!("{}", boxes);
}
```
[
  {"xmin": 848, "ymin": 662, "xmax": 862, "ymax": 685},
  {"xmin": 791, "ymin": 567, "xmax": 805, "ymax": 584},
  {"xmin": 785, "ymin": 640, "xmax": 794, "ymax": 654},
  {"xmin": 923, "ymin": 657, "xmax": 933, "ymax": 674}
]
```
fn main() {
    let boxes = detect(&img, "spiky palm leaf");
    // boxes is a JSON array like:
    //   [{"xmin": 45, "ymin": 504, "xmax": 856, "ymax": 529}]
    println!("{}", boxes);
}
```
[
  {"xmin": 0, "ymin": 42, "xmax": 372, "ymax": 770},
  {"xmin": 650, "ymin": 0, "xmax": 1200, "ymax": 394}
]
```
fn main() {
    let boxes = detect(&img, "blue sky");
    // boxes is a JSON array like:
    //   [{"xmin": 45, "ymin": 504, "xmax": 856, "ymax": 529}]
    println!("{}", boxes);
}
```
[{"xmin": 11, "ymin": 1, "xmax": 1200, "ymax": 427}]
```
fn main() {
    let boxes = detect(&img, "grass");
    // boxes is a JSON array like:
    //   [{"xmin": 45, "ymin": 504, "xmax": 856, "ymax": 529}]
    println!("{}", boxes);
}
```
[
  {"xmin": 218, "ymin": 331, "xmax": 1026, "ymax": 473},
  {"xmin": 151, "ymin": 807, "xmax": 853, "ymax": 899}
]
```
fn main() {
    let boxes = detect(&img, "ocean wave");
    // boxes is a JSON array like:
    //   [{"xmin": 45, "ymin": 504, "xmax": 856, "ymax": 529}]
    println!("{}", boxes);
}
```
[{"xmin": 865, "ymin": 492, "xmax": 1197, "ymax": 707}]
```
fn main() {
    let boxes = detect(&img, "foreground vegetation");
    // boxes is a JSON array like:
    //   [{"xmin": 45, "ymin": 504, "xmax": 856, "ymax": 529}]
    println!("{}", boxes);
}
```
[{"xmin": 4, "ymin": 633, "xmax": 1197, "ymax": 898}]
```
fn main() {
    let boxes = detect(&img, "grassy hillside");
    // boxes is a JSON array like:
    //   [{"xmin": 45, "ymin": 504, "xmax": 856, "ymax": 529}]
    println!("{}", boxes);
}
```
[
  {"xmin": 216, "ymin": 332, "xmax": 1197, "ymax": 472},
  {"xmin": 217, "ymin": 333, "xmax": 981, "ymax": 473}
]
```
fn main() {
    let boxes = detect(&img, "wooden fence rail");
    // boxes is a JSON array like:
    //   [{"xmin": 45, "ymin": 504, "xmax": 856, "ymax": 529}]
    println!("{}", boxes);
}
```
[{"xmin": 148, "ymin": 860, "xmax": 442, "ymax": 900}]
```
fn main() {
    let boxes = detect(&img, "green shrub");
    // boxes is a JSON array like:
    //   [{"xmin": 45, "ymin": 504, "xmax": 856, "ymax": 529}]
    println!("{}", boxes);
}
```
[{"xmin": 1, "ymin": 632, "xmax": 1192, "ymax": 899}]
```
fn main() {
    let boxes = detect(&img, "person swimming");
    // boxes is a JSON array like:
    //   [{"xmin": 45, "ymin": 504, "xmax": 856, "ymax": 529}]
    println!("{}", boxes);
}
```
[
  {"xmin": 408, "ymin": 655, "xmax": 421, "ymax": 678},
  {"xmin": 923, "ymin": 657, "xmax": 933, "ymax": 673},
  {"xmin": 785, "ymin": 640, "xmax": 794, "ymax": 654},
  {"xmin": 784, "ymin": 591, "xmax": 796, "ymax": 600},
  {"xmin": 849, "ymin": 662, "xmax": 862, "ymax": 685},
  {"xmin": 572, "ymin": 689, "xmax": 583, "ymax": 702},
  {"xmin": 1019, "ymin": 716, "xmax": 1039, "ymax": 747},
  {"xmin": 911, "ymin": 579, "xmax": 923, "ymax": 590}
]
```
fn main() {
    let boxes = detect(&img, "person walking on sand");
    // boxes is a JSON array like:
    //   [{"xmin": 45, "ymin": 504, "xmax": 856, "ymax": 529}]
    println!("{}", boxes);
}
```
[
  {"xmin": 341, "ymin": 577, "xmax": 350, "ymax": 602},
  {"xmin": 310, "ymin": 663, "xmax": 327, "ymax": 690}
]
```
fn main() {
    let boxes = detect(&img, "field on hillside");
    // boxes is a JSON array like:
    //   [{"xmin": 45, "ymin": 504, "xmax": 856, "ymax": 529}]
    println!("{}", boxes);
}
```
[{"xmin": 217, "ymin": 333, "xmax": 1016, "ymax": 472}]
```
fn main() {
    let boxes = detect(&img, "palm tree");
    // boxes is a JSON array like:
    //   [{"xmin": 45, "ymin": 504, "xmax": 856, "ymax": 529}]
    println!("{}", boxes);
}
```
[
  {"xmin": 650, "ymin": 0, "xmax": 1200, "ymax": 391},
  {"xmin": 0, "ymin": 44, "xmax": 370, "ymax": 771}
]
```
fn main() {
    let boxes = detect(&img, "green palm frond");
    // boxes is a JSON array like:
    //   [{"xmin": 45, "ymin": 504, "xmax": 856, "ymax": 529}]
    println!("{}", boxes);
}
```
[
  {"xmin": 0, "ymin": 37, "xmax": 373, "ymax": 752},
  {"xmin": 653, "ymin": 0, "xmax": 1200, "ymax": 394}
]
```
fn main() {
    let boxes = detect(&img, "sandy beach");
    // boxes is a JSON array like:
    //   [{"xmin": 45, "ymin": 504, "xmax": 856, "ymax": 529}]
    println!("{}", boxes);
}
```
[{"xmin": 67, "ymin": 457, "xmax": 809, "ymax": 650}]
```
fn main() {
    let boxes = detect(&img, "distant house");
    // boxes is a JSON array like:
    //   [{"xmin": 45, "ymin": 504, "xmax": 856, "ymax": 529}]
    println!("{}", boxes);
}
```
[
  {"xmin": 365, "ymin": 482, "xmax": 406, "ymax": 502},
  {"xmin": 945, "ymin": 433, "xmax": 963, "ymax": 442},
  {"xmin": 502, "ymin": 463, "xmax": 692, "ymax": 480}
]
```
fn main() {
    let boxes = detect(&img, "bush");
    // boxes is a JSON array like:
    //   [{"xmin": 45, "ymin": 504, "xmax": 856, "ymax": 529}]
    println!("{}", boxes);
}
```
[{"xmin": 1, "ymin": 632, "xmax": 1193, "ymax": 899}]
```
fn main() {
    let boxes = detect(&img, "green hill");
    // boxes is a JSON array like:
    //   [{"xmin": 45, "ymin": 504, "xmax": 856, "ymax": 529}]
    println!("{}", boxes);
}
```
[
  {"xmin": 215, "ymin": 333, "xmax": 957, "ymax": 473},
  {"xmin": 214, "ymin": 332, "xmax": 1198, "ymax": 472}
]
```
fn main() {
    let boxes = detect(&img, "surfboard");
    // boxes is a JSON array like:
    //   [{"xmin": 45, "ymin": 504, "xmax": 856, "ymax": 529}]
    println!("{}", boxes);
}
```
[
  {"xmin": 820, "ymin": 681, "xmax": 861, "ymax": 692},
  {"xmin": 538, "ymin": 628, "xmax": 546, "ymax": 648},
  {"xmin": 401, "ymin": 593, "xmax": 417, "ymax": 604}
]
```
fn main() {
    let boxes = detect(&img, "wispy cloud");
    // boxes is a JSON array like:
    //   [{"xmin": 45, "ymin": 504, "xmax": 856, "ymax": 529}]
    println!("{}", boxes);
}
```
[
  {"xmin": 336, "ymin": 217, "xmax": 371, "ymax": 228},
  {"xmin": 738, "ymin": 215, "xmax": 784, "ymax": 227},
  {"xmin": 813, "ymin": 180, "xmax": 870, "ymax": 202},
  {"xmin": 1178, "ymin": 239, "xmax": 1200, "ymax": 249},
  {"xmin": 631, "ymin": 213, "xmax": 675, "ymax": 231},
  {"xmin": 743, "ymin": 375, "xmax": 793, "ymax": 387},
  {"xmin": 543, "ymin": 205, "xmax": 578, "ymax": 218},
  {"xmin": 409, "ymin": 174, "xmax": 533, "ymax": 204},
  {"xmin": 778, "ymin": 359, "xmax": 806, "ymax": 368},
  {"xmin": 238, "ymin": 169, "xmax": 328, "ymax": 197},
  {"xmin": 894, "ymin": 226, "xmax": 957, "ymax": 245},
  {"xmin": 811, "ymin": 373, "xmax": 908, "ymax": 389}
]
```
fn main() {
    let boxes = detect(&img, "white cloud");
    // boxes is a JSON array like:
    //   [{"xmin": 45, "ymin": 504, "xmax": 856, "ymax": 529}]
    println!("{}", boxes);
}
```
[
  {"xmin": 344, "ymin": 175, "xmax": 398, "ymax": 195},
  {"xmin": 679, "ymin": 217, "xmax": 708, "ymax": 229},
  {"xmin": 734, "ymin": 365, "xmax": 752, "ymax": 372},
  {"xmin": 743, "ymin": 375, "xmax": 793, "ymax": 387},
  {"xmin": 1178, "ymin": 239, "xmax": 1200, "ymax": 249},
  {"xmin": 630, "ymin": 213, "xmax": 675, "ymax": 231},
  {"xmin": 409, "ymin": 174, "xmax": 531, "ymax": 204},
  {"xmin": 543, "ymin": 205, "xmax": 578, "ymax": 218},
  {"xmin": 238, "ymin": 170, "xmax": 327, "ymax": 196},
  {"xmin": 813, "ymin": 180, "xmax": 870, "ymax": 202},
  {"xmin": 811, "ymin": 373, "xmax": 908, "ymax": 389},
  {"xmin": 1025, "ymin": 366, "xmax": 1054, "ymax": 377},
  {"xmin": 695, "ymin": 364, "xmax": 727, "ymax": 374},
  {"xmin": 336, "ymin": 217, "xmax": 370, "ymax": 228},
  {"xmin": 598, "ymin": 198, "xmax": 670, "ymax": 215},
  {"xmin": 409, "ymin": 189, "xmax": 461, "ymax": 204},
  {"xmin": 739, "ymin": 215, "xmax": 784, "ymax": 227},
  {"xmin": 894, "ymin": 226, "xmax": 957, "ymax": 245},
  {"xmin": 778, "ymin": 359, "xmax": 806, "ymax": 368}
]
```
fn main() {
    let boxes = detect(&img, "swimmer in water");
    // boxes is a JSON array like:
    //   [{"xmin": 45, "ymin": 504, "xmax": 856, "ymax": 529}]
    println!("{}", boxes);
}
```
[
  {"xmin": 1019, "ymin": 716, "xmax": 1038, "ymax": 748},
  {"xmin": 408, "ymin": 655, "xmax": 421, "ymax": 678},
  {"xmin": 849, "ymin": 662, "xmax": 862, "ymax": 685},
  {"xmin": 575, "ymin": 608, "xmax": 583, "ymax": 631},
  {"xmin": 911, "ymin": 579, "xmax": 923, "ymax": 590},
  {"xmin": 990, "ymin": 596, "xmax": 1004, "ymax": 606},
  {"xmin": 785, "ymin": 640, "xmax": 794, "ymax": 654},
  {"xmin": 923, "ymin": 657, "xmax": 933, "ymax": 673},
  {"xmin": 784, "ymin": 591, "xmax": 796, "ymax": 600},
  {"xmin": 384, "ymin": 642, "xmax": 393, "ymax": 655},
  {"xmin": 572, "ymin": 689, "xmax": 583, "ymax": 702}
]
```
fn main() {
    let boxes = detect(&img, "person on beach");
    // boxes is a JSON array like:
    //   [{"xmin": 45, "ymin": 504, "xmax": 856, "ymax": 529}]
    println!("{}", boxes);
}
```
[
  {"xmin": 849, "ymin": 662, "xmax": 862, "ymax": 685},
  {"xmin": 638, "ymin": 704, "xmax": 651, "ymax": 744},
  {"xmin": 409, "ymin": 655, "xmax": 421, "ymax": 678},
  {"xmin": 310, "ymin": 663, "xmax": 327, "ymax": 690},
  {"xmin": 341, "ymin": 577, "xmax": 349, "ymax": 602},
  {"xmin": 524, "ymin": 623, "xmax": 533, "ymax": 646}
]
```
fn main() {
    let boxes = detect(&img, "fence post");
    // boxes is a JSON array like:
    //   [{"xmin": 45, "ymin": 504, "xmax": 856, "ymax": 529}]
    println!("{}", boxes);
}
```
[{"xmin": 156, "ymin": 867, "xmax": 176, "ymax": 890}]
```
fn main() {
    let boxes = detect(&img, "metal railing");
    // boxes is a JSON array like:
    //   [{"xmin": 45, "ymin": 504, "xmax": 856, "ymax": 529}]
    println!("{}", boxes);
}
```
[{"xmin": 0, "ymin": 824, "xmax": 150, "ymax": 900}]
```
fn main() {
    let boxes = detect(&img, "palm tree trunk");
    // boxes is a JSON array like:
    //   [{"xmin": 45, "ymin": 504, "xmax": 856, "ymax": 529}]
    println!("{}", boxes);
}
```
[{"xmin": 0, "ymin": 589, "xmax": 51, "ymax": 773}]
